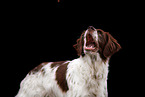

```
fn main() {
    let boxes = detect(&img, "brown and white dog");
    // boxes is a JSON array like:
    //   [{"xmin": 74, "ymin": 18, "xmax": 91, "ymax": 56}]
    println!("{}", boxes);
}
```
[{"xmin": 16, "ymin": 26, "xmax": 121, "ymax": 97}]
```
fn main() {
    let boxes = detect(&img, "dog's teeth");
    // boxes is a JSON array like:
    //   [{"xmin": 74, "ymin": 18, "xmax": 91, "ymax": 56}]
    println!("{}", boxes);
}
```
[
  {"xmin": 90, "ymin": 46, "xmax": 94, "ymax": 48},
  {"xmin": 86, "ymin": 45, "xmax": 94, "ymax": 48}
]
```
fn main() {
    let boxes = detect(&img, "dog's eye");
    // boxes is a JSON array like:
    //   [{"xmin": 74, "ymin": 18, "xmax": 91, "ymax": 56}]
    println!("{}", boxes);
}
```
[
  {"xmin": 98, "ymin": 31, "xmax": 102, "ymax": 37},
  {"xmin": 98, "ymin": 33, "xmax": 102, "ymax": 37}
]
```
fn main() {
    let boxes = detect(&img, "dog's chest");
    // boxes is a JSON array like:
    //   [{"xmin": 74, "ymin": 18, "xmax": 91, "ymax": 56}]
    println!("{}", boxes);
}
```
[
  {"xmin": 85, "ymin": 62, "xmax": 108, "ymax": 97},
  {"xmin": 67, "ymin": 58, "xmax": 108, "ymax": 97},
  {"xmin": 84, "ymin": 62, "xmax": 107, "ymax": 85}
]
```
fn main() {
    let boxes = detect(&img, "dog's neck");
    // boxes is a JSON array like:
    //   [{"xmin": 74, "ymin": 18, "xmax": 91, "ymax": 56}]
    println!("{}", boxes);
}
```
[
  {"xmin": 80, "ymin": 53, "xmax": 109, "ymax": 65},
  {"xmin": 77, "ymin": 53, "xmax": 109, "ymax": 97}
]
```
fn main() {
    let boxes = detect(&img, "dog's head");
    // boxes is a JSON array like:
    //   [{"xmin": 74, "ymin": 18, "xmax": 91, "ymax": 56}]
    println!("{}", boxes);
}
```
[{"xmin": 73, "ymin": 26, "xmax": 121, "ymax": 60}]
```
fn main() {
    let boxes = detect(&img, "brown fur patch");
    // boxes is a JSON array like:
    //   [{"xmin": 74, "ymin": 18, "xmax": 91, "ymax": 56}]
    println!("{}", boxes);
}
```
[
  {"xmin": 56, "ymin": 62, "xmax": 69, "ymax": 92},
  {"xmin": 73, "ymin": 32, "xmax": 85, "ymax": 56},
  {"xmin": 29, "ymin": 62, "xmax": 49, "ymax": 74},
  {"xmin": 103, "ymin": 32, "xmax": 121, "ymax": 57},
  {"xmin": 97, "ymin": 29, "xmax": 121, "ymax": 60},
  {"xmin": 51, "ymin": 61, "xmax": 66, "ymax": 68}
]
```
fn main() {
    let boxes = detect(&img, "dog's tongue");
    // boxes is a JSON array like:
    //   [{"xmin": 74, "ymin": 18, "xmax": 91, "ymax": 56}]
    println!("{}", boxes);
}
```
[{"xmin": 85, "ymin": 46, "xmax": 95, "ymax": 50}]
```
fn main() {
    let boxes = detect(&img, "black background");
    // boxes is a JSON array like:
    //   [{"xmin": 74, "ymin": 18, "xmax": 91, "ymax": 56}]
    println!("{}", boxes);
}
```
[{"xmin": 2, "ymin": 0, "xmax": 141, "ymax": 97}]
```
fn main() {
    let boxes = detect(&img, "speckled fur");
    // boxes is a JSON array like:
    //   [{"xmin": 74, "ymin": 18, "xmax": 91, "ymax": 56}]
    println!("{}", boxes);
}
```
[
  {"xmin": 16, "ymin": 26, "xmax": 121, "ymax": 97},
  {"xmin": 16, "ymin": 54, "xmax": 108, "ymax": 97}
]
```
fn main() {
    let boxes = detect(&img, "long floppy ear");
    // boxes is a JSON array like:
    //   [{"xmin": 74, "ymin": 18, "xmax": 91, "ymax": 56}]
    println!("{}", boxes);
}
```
[
  {"xmin": 73, "ymin": 33, "xmax": 84, "ymax": 56},
  {"xmin": 103, "ymin": 32, "xmax": 121, "ymax": 58}
]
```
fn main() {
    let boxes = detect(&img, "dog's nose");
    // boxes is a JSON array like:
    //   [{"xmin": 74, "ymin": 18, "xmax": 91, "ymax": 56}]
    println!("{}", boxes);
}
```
[{"xmin": 88, "ymin": 26, "xmax": 96, "ymax": 31}]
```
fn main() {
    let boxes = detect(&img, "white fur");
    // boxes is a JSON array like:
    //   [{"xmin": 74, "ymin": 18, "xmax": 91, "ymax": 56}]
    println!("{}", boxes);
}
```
[
  {"xmin": 16, "ymin": 28, "xmax": 110, "ymax": 97},
  {"xmin": 66, "ymin": 54, "xmax": 109, "ymax": 97},
  {"xmin": 16, "ymin": 54, "xmax": 109, "ymax": 97}
]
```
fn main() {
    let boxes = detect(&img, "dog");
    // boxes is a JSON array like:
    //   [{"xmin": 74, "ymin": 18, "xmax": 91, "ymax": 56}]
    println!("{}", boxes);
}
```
[{"xmin": 16, "ymin": 26, "xmax": 121, "ymax": 97}]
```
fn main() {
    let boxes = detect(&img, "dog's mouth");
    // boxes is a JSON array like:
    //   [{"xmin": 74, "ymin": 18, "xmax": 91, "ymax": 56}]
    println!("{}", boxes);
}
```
[{"xmin": 85, "ymin": 33, "xmax": 97, "ymax": 51}]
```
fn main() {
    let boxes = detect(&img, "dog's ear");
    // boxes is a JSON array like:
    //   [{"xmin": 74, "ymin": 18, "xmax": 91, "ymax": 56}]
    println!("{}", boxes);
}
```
[
  {"xmin": 103, "ymin": 32, "xmax": 121, "ymax": 58},
  {"xmin": 73, "ymin": 33, "xmax": 84, "ymax": 56}
]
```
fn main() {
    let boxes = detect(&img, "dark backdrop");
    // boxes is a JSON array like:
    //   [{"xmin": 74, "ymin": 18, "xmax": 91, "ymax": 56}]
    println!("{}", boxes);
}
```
[{"xmin": 3, "ymin": 0, "xmax": 139, "ymax": 97}]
